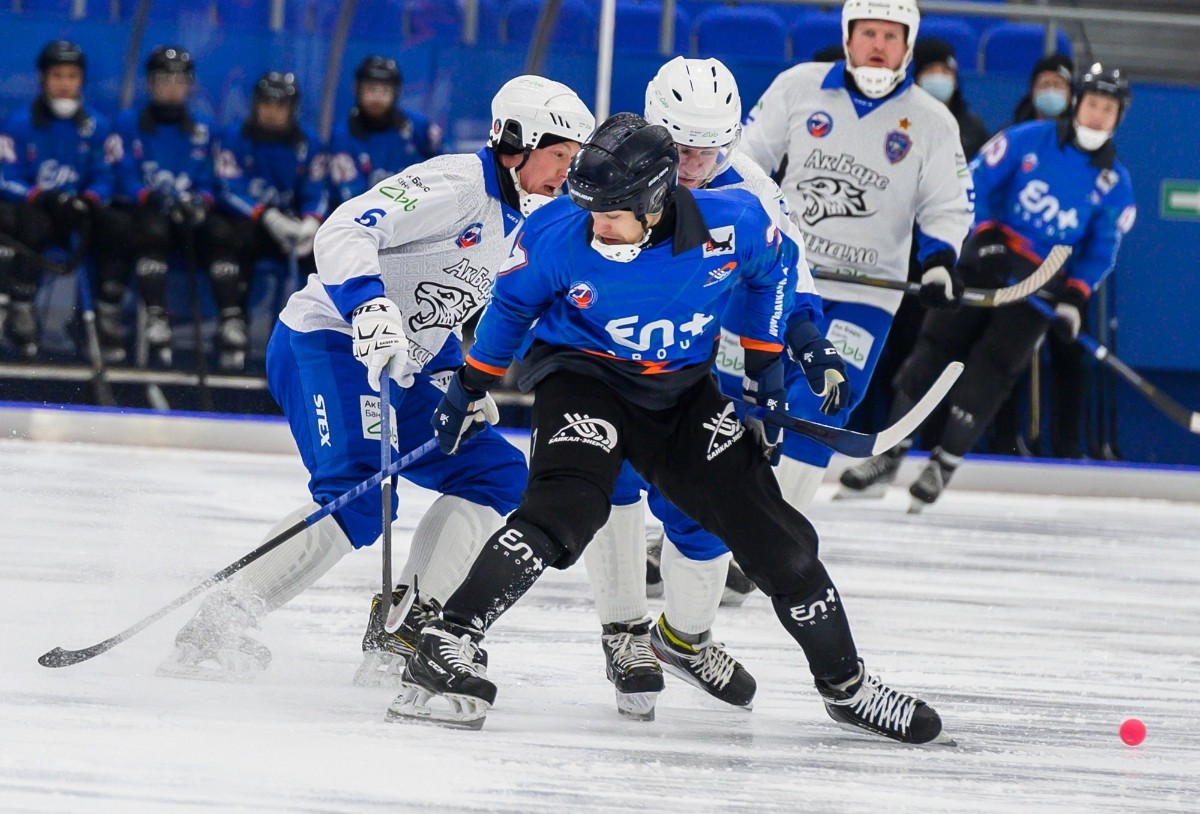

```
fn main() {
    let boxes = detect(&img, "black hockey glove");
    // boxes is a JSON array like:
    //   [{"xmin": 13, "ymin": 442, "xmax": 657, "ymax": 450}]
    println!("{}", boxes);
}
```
[
  {"xmin": 918, "ymin": 251, "xmax": 963, "ymax": 310},
  {"xmin": 170, "ymin": 192, "xmax": 207, "ymax": 227},
  {"xmin": 742, "ymin": 354, "xmax": 788, "ymax": 465},
  {"xmin": 1051, "ymin": 285, "xmax": 1088, "ymax": 343},
  {"xmin": 36, "ymin": 189, "xmax": 90, "ymax": 229},
  {"xmin": 431, "ymin": 367, "xmax": 500, "ymax": 455},
  {"xmin": 787, "ymin": 319, "xmax": 849, "ymax": 416}
]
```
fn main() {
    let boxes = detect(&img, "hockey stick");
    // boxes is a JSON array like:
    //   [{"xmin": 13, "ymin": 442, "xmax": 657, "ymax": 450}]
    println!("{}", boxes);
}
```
[
  {"xmin": 1027, "ymin": 297, "xmax": 1200, "ymax": 435},
  {"xmin": 38, "ymin": 436, "xmax": 440, "ymax": 669},
  {"xmin": 739, "ymin": 361, "xmax": 964, "ymax": 457},
  {"xmin": 811, "ymin": 245, "xmax": 1072, "ymax": 307},
  {"xmin": 76, "ymin": 265, "xmax": 116, "ymax": 407},
  {"xmin": 0, "ymin": 231, "xmax": 84, "ymax": 277},
  {"xmin": 378, "ymin": 361, "xmax": 398, "ymax": 630}
]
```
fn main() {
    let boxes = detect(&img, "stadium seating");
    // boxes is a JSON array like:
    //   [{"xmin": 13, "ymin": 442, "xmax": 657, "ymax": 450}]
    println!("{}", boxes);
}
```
[
  {"xmin": 918, "ymin": 16, "xmax": 980, "ymax": 72},
  {"xmin": 981, "ymin": 22, "xmax": 1073, "ymax": 74},
  {"xmin": 504, "ymin": 0, "xmax": 598, "ymax": 49},
  {"xmin": 692, "ymin": 6, "xmax": 787, "ymax": 66},
  {"xmin": 403, "ymin": 0, "xmax": 502, "ymax": 45},
  {"xmin": 614, "ymin": 1, "xmax": 690, "ymax": 56},
  {"xmin": 790, "ymin": 10, "xmax": 843, "ymax": 64}
]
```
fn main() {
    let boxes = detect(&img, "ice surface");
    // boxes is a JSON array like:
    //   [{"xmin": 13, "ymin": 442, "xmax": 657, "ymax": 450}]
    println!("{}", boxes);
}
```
[{"xmin": 2, "ymin": 439, "xmax": 1198, "ymax": 813}]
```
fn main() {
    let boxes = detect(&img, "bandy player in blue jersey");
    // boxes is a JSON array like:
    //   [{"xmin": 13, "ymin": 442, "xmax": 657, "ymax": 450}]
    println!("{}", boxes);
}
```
[
  {"xmin": 840, "ymin": 64, "xmax": 1136, "ymax": 509},
  {"xmin": 387, "ymin": 114, "xmax": 952, "ymax": 747}
]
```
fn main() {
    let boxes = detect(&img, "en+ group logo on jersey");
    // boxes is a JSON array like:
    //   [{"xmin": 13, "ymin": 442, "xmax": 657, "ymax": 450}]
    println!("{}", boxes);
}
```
[
  {"xmin": 568, "ymin": 280, "xmax": 597, "ymax": 309},
  {"xmin": 456, "ymin": 222, "xmax": 483, "ymax": 248},
  {"xmin": 806, "ymin": 111, "xmax": 833, "ymax": 138}
]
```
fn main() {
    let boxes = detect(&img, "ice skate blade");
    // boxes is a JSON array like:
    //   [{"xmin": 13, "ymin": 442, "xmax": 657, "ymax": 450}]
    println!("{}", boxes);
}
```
[
  {"xmin": 615, "ymin": 690, "xmax": 658, "ymax": 721},
  {"xmin": 833, "ymin": 484, "xmax": 888, "ymax": 501},
  {"xmin": 352, "ymin": 651, "xmax": 409, "ymax": 689},
  {"xmin": 385, "ymin": 682, "xmax": 489, "ymax": 730},
  {"xmin": 659, "ymin": 662, "xmax": 754, "ymax": 709}
]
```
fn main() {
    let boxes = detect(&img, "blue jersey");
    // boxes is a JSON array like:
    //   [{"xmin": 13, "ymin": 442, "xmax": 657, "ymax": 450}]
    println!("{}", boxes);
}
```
[
  {"xmin": 0, "ymin": 100, "xmax": 117, "ymax": 204},
  {"xmin": 111, "ymin": 107, "xmax": 217, "ymax": 207},
  {"xmin": 215, "ymin": 123, "xmax": 329, "ymax": 220},
  {"xmin": 327, "ymin": 107, "xmax": 443, "ymax": 205},
  {"xmin": 971, "ymin": 119, "xmax": 1136, "ymax": 294},
  {"xmin": 467, "ymin": 187, "xmax": 792, "ymax": 409}
]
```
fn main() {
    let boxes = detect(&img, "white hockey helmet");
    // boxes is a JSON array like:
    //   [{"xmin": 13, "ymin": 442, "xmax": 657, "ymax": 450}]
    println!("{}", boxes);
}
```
[
  {"xmin": 489, "ymin": 74, "xmax": 595, "ymax": 153},
  {"xmin": 644, "ymin": 57, "xmax": 741, "ymax": 184},
  {"xmin": 841, "ymin": 0, "xmax": 920, "ymax": 99}
]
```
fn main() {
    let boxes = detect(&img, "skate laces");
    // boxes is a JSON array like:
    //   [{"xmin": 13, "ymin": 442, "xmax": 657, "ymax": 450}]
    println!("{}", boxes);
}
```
[
  {"xmin": 605, "ymin": 630, "xmax": 659, "ymax": 675},
  {"xmin": 689, "ymin": 641, "xmax": 736, "ymax": 690},
  {"xmin": 833, "ymin": 670, "xmax": 918, "ymax": 734},
  {"xmin": 432, "ymin": 629, "xmax": 482, "ymax": 675}
]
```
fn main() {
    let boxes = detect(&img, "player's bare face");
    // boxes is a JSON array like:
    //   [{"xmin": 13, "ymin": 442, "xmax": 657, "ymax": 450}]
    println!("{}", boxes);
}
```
[
  {"xmin": 591, "ymin": 210, "xmax": 662, "ymax": 245},
  {"xmin": 148, "ymin": 73, "xmax": 192, "ymax": 106},
  {"xmin": 846, "ymin": 20, "xmax": 907, "ymax": 72},
  {"xmin": 676, "ymin": 145, "xmax": 720, "ymax": 188},
  {"xmin": 44, "ymin": 65, "xmax": 83, "ymax": 100},
  {"xmin": 255, "ymin": 99, "xmax": 292, "ymax": 132},
  {"xmin": 357, "ymin": 82, "xmax": 396, "ymax": 118},
  {"xmin": 1075, "ymin": 93, "xmax": 1120, "ymax": 132},
  {"xmin": 517, "ymin": 142, "xmax": 581, "ymax": 197}
]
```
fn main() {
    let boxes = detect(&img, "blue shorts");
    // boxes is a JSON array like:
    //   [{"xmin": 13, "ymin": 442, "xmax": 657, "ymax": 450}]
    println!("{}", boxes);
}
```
[{"xmin": 265, "ymin": 322, "xmax": 526, "ymax": 549}]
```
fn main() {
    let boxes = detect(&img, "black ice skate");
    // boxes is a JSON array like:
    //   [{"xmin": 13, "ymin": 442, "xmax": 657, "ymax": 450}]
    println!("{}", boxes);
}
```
[
  {"xmin": 907, "ymin": 449, "xmax": 959, "ymax": 513},
  {"xmin": 601, "ymin": 619, "xmax": 664, "ymax": 721},
  {"xmin": 218, "ymin": 309, "xmax": 248, "ymax": 372},
  {"xmin": 720, "ymin": 558, "xmax": 758, "ymax": 607},
  {"xmin": 650, "ymin": 615, "xmax": 756, "ymax": 708},
  {"xmin": 645, "ymin": 528, "xmax": 663, "ymax": 599},
  {"xmin": 143, "ymin": 306, "xmax": 173, "ymax": 367},
  {"xmin": 386, "ymin": 620, "xmax": 495, "ymax": 730},
  {"xmin": 96, "ymin": 302, "xmax": 127, "ymax": 364},
  {"xmin": 157, "ymin": 589, "xmax": 271, "ymax": 682},
  {"xmin": 7, "ymin": 301, "xmax": 39, "ymax": 359},
  {"xmin": 353, "ymin": 584, "xmax": 443, "ymax": 688},
  {"xmin": 835, "ymin": 443, "xmax": 909, "ymax": 500},
  {"xmin": 816, "ymin": 659, "xmax": 953, "ymax": 746}
]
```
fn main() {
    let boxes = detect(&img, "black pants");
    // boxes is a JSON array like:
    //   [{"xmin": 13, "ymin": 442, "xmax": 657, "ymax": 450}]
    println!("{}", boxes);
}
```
[
  {"xmin": 226, "ymin": 215, "xmax": 317, "ymax": 291},
  {"xmin": 0, "ymin": 196, "xmax": 122, "ymax": 303},
  {"xmin": 443, "ymin": 370, "xmax": 860, "ymax": 681}
]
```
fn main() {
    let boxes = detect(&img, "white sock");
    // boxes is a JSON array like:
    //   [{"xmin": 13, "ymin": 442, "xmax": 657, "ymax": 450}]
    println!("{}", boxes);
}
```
[
  {"xmin": 661, "ymin": 538, "xmax": 730, "ymax": 637},
  {"xmin": 775, "ymin": 457, "xmax": 827, "ymax": 513},
  {"xmin": 230, "ymin": 502, "xmax": 353, "ymax": 617},
  {"xmin": 399, "ymin": 495, "xmax": 503, "ymax": 605},
  {"xmin": 583, "ymin": 499, "xmax": 649, "ymax": 625}
]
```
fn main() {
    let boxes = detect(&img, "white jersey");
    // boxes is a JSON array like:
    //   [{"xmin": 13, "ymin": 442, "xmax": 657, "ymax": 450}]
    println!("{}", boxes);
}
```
[
  {"xmin": 742, "ymin": 61, "xmax": 974, "ymax": 314},
  {"xmin": 281, "ymin": 149, "xmax": 521, "ymax": 384}
]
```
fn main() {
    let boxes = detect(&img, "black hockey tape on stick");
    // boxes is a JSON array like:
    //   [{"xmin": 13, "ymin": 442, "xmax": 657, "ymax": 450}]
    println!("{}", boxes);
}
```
[
  {"xmin": 37, "ymin": 437, "xmax": 440, "ymax": 669},
  {"xmin": 738, "ymin": 362, "xmax": 964, "ymax": 458},
  {"xmin": 812, "ymin": 245, "xmax": 1072, "ymax": 307}
]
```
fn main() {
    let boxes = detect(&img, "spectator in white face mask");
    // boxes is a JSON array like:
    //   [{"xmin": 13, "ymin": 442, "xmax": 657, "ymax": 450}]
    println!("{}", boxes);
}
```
[
  {"xmin": 1012, "ymin": 53, "xmax": 1075, "ymax": 124},
  {"xmin": 913, "ymin": 37, "xmax": 990, "ymax": 160}
]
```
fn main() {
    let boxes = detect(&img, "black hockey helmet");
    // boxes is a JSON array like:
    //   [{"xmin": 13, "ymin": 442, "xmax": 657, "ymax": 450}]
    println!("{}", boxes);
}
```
[
  {"xmin": 145, "ymin": 46, "xmax": 195, "ymax": 79},
  {"xmin": 1075, "ymin": 63, "xmax": 1131, "ymax": 125},
  {"xmin": 355, "ymin": 55, "xmax": 402, "ymax": 88},
  {"xmin": 567, "ymin": 113, "xmax": 677, "ymax": 226},
  {"xmin": 254, "ymin": 71, "xmax": 300, "ymax": 108},
  {"xmin": 37, "ymin": 40, "xmax": 86, "ymax": 74}
]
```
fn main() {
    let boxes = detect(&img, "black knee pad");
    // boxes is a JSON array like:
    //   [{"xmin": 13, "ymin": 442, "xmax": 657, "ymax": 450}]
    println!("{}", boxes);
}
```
[{"xmin": 511, "ymin": 475, "xmax": 612, "ymax": 569}]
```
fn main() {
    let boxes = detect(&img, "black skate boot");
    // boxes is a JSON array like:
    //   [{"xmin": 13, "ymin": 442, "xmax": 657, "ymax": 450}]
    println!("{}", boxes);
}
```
[
  {"xmin": 650, "ymin": 615, "xmax": 756, "ymax": 708},
  {"xmin": 143, "ymin": 305, "xmax": 173, "ymax": 367},
  {"xmin": 157, "ymin": 588, "xmax": 272, "ymax": 682},
  {"xmin": 836, "ymin": 442, "xmax": 910, "ymax": 499},
  {"xmin": 218, "ymin": 309, "xmax": 248, "ymax": 371},
  {"xmin": 721, "ymin": 557, "xmax": 758, "ymax": 607},
  {"xmin": 387, "ymin": 619, "xmax": 496, "ymax": 730},
  {"xmin": 601, "ymin": 619, "xmax": 664, "ymax": 721},
  {"xmin": 7, "ymin": 300, "xmax": 39, "ymax": 359},
  {"xmin": 907, "ymin": 448, "xmax": 959, "ymax": 513},
  {"xmin": 645, "ymin": 528, "xmax": 663, "ymax": 599},
  {"xmin": 816, "ymin": 659, "xmax": 953, "ymax": 746},
  {"xmin": 96, "ymin": 301, "xmax": 127, "ymax": 364},
  {"xmin": 353, "ymin": 584, "xmax": 443, "ymax": 688}
]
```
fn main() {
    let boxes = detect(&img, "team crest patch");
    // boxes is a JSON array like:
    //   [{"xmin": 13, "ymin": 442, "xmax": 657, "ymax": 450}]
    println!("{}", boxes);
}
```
[
  {"xmin": 702, "ymin": 225, "xmax": 736, "ymax": 257},
  {"xmin": 806, "ymin": 111, "xmax": 833, "ymax": 138},
  {"xmin": 1022, "ymin": 153, "xmax": 1038, "ymax": 173},
  {"xmin": 568, "ymin": 281, "xmax": 597, "ymax": 309},
  {"xmin": 703, "ymin": 261, "xmax": 737, "ymax": 287},
  {"xmin": 884, "ymin": 130, "xmax": 912, "ymax": 164},
  {"xmin": 456, "ymin": 222, "xmax": 483, "ymax": 248}
]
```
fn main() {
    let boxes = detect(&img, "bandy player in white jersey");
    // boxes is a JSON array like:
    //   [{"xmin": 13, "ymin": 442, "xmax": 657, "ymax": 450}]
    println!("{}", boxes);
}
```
[
  {"xmin": 158, "ymin": 76, "xmax": 594, "ymax": 683},
  {"xmin": 740, "ymin": 0, "xmax": 974, "ymax": 507}
]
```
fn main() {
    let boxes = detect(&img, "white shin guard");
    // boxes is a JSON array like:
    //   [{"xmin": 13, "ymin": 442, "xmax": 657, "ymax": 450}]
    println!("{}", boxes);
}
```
[
  {"xmin": 661, "ymin": 538, "xmax": 730, "ymax": 637},
  {"xmin": 584, "ymin": 499, "xmax": 649, "ymax": 625},
  {"xmin": 230, "ymin": 502, "xmax": 354, "ymax": 618},
  {"xmin": 399, "ymin": 495, "xmax": 503, "ymax": 606},
  {"xmin": 775, "ymin": 457, "xmax": 827, "ymax": 514}
]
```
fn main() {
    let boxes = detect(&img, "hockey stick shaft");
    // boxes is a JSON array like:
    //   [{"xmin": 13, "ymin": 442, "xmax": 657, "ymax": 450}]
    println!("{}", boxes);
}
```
[
  {"xmin": 379, "ymin": 363, "xmax": 395, "ymax": 626},
  {"xmin": 75, "ymin": 267, "xmax": 116, "ymax": 407},
  {"xmin": 811, "ymin": 245, "xmax": 1072, "ymax": 307},
  {"xmin": 38, "ymin": 436, "xmax": 440, "ymax": 668},
  {"xmin": 739, "ymin": 362, "xmax": 964, "ymax": 457},
  {"xmin": 1028, "ymin": 297, "xmax": 1200, "ymax": 434}
]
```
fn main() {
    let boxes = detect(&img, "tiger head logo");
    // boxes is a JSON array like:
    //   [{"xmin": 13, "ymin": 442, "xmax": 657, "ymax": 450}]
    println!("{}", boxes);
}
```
[
  {"xmin": 795, "ymin": 176, "xmax": 871, "ymax": 226},
  {"xmin": 408, "ymin": 282, "xmax": 478, "ymax": 333}
]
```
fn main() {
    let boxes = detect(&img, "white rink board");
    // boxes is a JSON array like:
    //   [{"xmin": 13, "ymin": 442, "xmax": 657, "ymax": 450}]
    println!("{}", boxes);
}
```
[{"xmin": 1, "ymin": 437, "xmax": 1198, "ymax": 813}]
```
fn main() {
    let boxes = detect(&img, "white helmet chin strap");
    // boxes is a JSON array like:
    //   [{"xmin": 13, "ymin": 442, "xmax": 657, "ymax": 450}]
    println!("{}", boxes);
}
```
[
  {"xmin": 590, "ymin": 229, "xmax": 651, "ymax": 263},
  {"xmin": 849, "ymin": 64, "xmax": 905, "ymax": 99},
  {"xmin": 510, "ymin": 167, "xmax": 557, "ymax": 216}
]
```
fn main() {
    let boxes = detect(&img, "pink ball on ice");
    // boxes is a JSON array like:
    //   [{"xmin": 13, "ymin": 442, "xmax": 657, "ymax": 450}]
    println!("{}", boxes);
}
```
[{"xmin": 1119, "ymin": 718, "xmax": 1146, "ymax": 746}]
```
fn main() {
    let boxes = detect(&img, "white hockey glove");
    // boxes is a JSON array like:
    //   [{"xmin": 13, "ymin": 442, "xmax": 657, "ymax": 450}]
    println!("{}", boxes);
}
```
[
  {"xmin": 262, "ymin": 207, "xmax": 302, "ymax": 251},
  {"xmin": 294, "ymin": 216, "xmax": 321, "ymax": 258},
  {"xmin": 351, "ymin": 297, "xmax": 410, "ymax": 392},
  {"xmin": 918, "ymin": 265, "xmax": 964, "ymax": 310},
  {"xmin": 1051, "ymin": 286, "xmax": 1087, "ymax": 342}
]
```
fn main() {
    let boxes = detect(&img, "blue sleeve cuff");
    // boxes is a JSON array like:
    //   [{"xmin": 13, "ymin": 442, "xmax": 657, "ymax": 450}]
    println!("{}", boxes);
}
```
[
  {"xmin": 324, "ymin": 276, "xmax": 386, "ymax": 321},
  {"xmin": 915, "ymin": 228, "xmax": 957, "ymax": 267}
]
